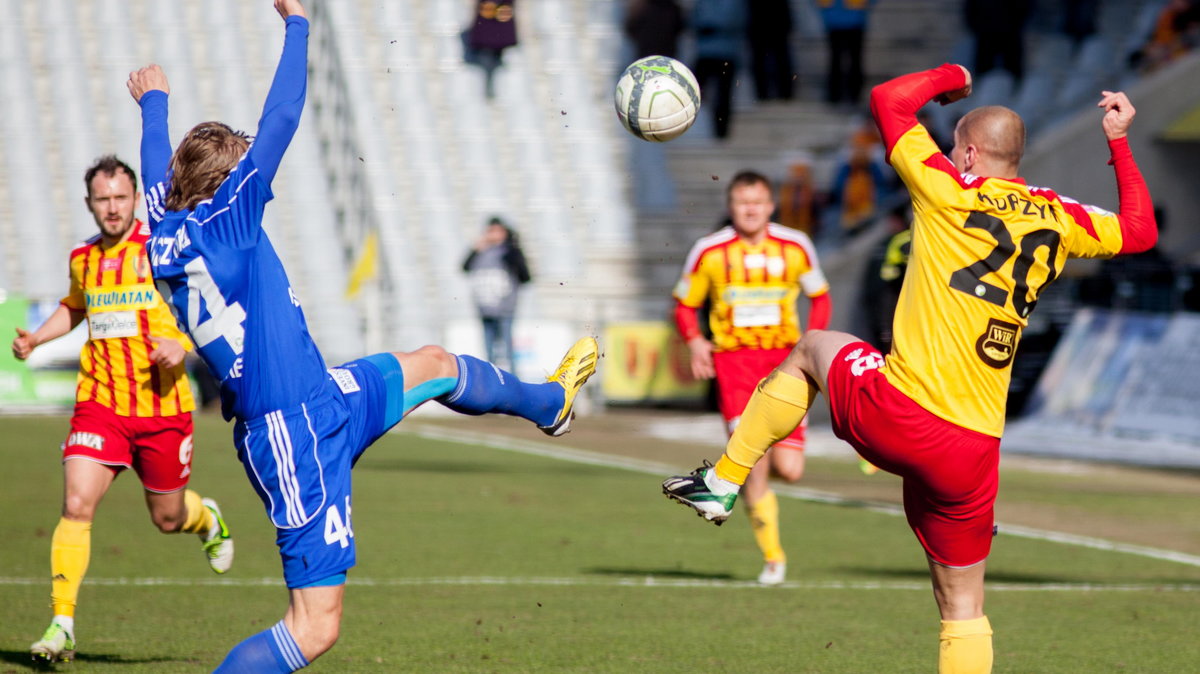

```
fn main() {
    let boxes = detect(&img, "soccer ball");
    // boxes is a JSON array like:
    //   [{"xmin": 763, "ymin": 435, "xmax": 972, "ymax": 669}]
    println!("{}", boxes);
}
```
[{"xmin": 614, "ymin": 56, "xmax": 701, "ymax": 142}]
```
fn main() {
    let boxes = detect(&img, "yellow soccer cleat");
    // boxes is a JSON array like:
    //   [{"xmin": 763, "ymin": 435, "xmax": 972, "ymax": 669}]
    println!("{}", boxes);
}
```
[{"xmin": 539, "ymin": 337, "xmax": 599, "ymax": 437}]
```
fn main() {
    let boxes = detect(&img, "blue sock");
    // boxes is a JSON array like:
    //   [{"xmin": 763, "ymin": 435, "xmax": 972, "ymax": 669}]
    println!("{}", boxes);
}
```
[
  {"xmin": 215, "ymin": 621, "xmax": 309, "ymax": 673},
  {"xmin": 440, "ymin": 355, "xmax": 564, "ymax": 427}
]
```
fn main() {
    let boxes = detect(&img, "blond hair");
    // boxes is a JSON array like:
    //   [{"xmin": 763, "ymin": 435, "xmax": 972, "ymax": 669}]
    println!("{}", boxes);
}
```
[{"xmin": 165, "ymin": 122, "xmax": 251, "ymax": 211}]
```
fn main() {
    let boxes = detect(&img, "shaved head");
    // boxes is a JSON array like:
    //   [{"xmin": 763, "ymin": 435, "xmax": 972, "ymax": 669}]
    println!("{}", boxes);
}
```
[{"xmin": 955, "ymin": 106, "xmax": 1026, "ymax": 169}]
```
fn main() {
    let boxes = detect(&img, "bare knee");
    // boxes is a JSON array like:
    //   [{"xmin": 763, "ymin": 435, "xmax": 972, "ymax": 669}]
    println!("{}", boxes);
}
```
[
  {"xmin": 396, "ymin": 345, "xmax": 457, "ymax": 379},
  {"xmin": 929, "ymin": 558, "xmax": 987, "ymax": 621},
  {"xmin": 298, "ymin": 622, "xmax": 340, "ymax": 659},
  {"xmin": 290, "ymin": 610, "xmax": 342, "ymax": 659},
  {"xmin": 62, "ymin": 493, "xmax": 99, "ymax": 522},
  {"xmin": 774, "ymin": 463, "xmax": 805, "ymax": 483},
  {"xmin": 150, "ymin": 509, "xmax": 185, "ymax": 533},
  {"xmin": 771, "ymin": 447, "xmax": 806, "ymax": 483},
  {"xmin": 779, "ymin": 332, "xmax": 823, "ymax": 377}
]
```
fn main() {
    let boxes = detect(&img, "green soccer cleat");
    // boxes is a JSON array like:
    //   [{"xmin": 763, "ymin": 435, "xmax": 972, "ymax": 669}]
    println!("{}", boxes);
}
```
[
  {"xmin": 539, "ymin": 337, "xmax": 600, "ymax": 437},
  {"xmin": 30, "ymin": 620, "xmax": 75, "ymax": 663},
  {"xmin": 661, "ymin": 462, "xmax": 738, "ymax": 526},
  {"xmin": 201, "ymin": 497, "xmax": 234, "ymax": 574}
]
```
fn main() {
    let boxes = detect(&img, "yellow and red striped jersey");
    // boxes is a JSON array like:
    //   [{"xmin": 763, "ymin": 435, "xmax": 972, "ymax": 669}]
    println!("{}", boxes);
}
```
[
  {"xmin": 881, "ymin": 122, "xmax": 1128, "ymax": 438},
  {"xmin": 674, "ymin": 224, "xmax": 829, "ymax": 351},
  {"xmin": 61, "ymin": 221, "xmax": 195, "ymax": 417}
]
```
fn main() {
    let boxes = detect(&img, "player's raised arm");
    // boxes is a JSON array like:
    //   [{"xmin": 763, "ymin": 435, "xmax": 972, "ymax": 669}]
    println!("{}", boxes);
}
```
[
  {"xmin": 129, "ymin": 65, "xmax": 173, "ymax": 193},
  {"xmin": 248, "ymin": 0, "xmax": 309, "ymax": 186},
  {"xmin": 1100, "ymin": 91, "xmax": 1157, "ymax": 254},
  {"xmin": 869, "ymin": 64, "xmax": 970, "ymax": 157}
]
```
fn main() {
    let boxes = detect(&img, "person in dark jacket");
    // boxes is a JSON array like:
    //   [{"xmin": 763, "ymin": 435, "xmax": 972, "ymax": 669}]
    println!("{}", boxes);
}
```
[
  {"xmin": 691, "ymin": 0, "xmax": 747, "ymax": 139},
  {"xmin": 624, "ymin": 0, "xmax": 685, "ymax": 59},
  {"xmin": 463, "ymin": 216, "xmax": 531, "ymax": 370},
  {"xmin": 748, "ymin": 0, "xmax": 796, "ymax": 101},
  {"xmin": 466, "ymin": 0, "xmax": 518, "ymax": 99}
]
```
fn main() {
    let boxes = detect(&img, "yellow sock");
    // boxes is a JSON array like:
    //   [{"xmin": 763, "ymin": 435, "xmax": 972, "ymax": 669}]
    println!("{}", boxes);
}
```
[
  {"xmin": 50, "ymin": 518, "xmax": 92, "ymax": 618},
  {"xmin": 180, "ymin": 489, "xmax": 214, "ymax": 535},
  {"xmin": 715, "ymin": 371, "xmax": 815, "ymax": 485},
  {"xmin": 939, "ymin": 616, "xmax": 993, "ymax": 674},
  {"xmin": 747, "ymin": 490, "xmax": 786, "ymax": 564}
]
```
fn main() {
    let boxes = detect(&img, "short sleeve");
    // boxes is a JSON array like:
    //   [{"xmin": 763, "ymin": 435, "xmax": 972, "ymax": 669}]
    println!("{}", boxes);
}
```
[
  {"xmin": 673, "ymin": 243, "xmax": 713, "ymax": 308},
  {"xmin": 1059, "ymin": 197, "xmax": 1125, "ymax": 260},
  {"xmin": 60, "ymin": 251, "xmax": 87, "ymax": 311}
]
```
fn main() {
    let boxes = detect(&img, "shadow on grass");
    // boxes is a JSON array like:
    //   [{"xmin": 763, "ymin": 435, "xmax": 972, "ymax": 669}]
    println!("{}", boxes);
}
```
[
  {"xmin": 1, "ymin": 648, "xmax": 195, "ymax": 670},
  {"xmin": 359, "ymin": 458, "xmax": 506, "ymax": 474},
  {"xmin": 837, "ymin": 565, "xmax": 1183, "ymax": 586},
  {"xmin": 360, "ymin": 457, "xmax": 601, "ymax": 476},
  {"xmin": 586, "ymin": 566, "xmax": 737, "ymax": 580}
]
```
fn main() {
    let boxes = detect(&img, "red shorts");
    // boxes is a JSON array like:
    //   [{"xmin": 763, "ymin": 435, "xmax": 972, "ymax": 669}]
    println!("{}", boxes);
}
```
[
  {"xmin": 714, "ymin": 347, "xmax": 806, "ymax": 450},
  {"xmin": 63, "ymin": 401, "xmax": 194, "ymax": 493},
  {"xmin": 825, "ymin": 342, "xmax": 1000, "ymax": 567}
]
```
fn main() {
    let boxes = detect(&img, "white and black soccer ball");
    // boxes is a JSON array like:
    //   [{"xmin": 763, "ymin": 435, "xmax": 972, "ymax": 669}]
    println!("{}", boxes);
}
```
[{"xmin": 614, "ymin": 55, "xmax": 701, "ymax": 142}]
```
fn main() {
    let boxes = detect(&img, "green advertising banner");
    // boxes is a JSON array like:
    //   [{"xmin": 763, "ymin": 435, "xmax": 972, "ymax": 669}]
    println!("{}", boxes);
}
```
[
  {"xmin": 0, "ymin": 294, "xmax": 37, "ymax": 405},
  {"xmin": 0, "ymin": 294, "xmax": 79, "ymax": 411}
]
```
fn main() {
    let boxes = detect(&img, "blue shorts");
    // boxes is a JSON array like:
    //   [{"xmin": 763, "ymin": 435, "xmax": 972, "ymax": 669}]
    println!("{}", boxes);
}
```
[{"xmin": 233, "ymin": 353, "xmax": 450, "ymax": 588}]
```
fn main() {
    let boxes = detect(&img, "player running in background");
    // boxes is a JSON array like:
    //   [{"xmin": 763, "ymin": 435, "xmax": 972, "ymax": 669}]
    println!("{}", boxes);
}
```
[
  {"xmin": 663, "ymin": 64, "xmax": 1155, "ymax": 673},
  {"xmin": 127, "ymin": 1, "xmax": 597, "ymax": 670},
  {"xmin": 14, "ymin": 155, "xmax": 232, "ymax": 664},
  {"xmin": 673, "ymin": 170, "xmax": 831, "ymax": 585}
]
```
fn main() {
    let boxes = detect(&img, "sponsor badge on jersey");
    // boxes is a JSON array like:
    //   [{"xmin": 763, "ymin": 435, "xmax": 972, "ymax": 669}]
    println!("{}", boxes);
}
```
[
  {"xmin": 976, "ymin": 318, "xmax": 1019, "ymax": 369},
  {"xmin": 732, "ymin": 303, "xmax": 782, "ymax": 328},
  {"xmin": 89, "ymin": 311, "xmax": 139, "ymax": 339},
  {"xmin": 328, "ymin": 368, "xmax": 361, "ymax": 394}
]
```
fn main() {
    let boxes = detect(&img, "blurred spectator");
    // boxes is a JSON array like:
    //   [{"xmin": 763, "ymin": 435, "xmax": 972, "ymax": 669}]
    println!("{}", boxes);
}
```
[
  {"xmin": 464, "ymin": 0, "xmax": 519, "ymax": 100},
  {"xmin": 964, "ymin": 0, "xmax": 1032, "ymax": 81},
  {"xmin": 777, "ymin": 158, "xmax": 820, "ymax": 237},
  {"xmin": 829, "ymin": 146, "xmax": 888, "ymax": 237},
  {"xmin": 691, "ymin": 0, "xmax": 747, "ymax": 140},
  {"xmin": 624, "ymin": 0, "xmax": 685, "ymax": 59},
  {"xmin": 825, "ymin": 119, "xmax": 890, "ymax": 240},
  {"xmin": 1129, "ymin": 0, "xmax": 1200, "ymax": 74},
  {"xmin": 1078, "ymin": 207, "xmax": 1178, "ymax": 312},
  {"xmin": 748, "ymin": 0, "xmax": 796, "ymax": 101},
  {"xmin": 462, "ymin": 216, "xmax": 531, "ymax": 370},
  {"xmin": 816, "ymin": 0, "xmax": 875, "ymax": 107}
]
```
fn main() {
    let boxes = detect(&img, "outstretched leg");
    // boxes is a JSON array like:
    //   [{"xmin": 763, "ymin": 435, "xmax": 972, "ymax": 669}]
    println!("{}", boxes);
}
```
[
  {"xmin": 374, "ymin": 337, "xmax": 598, "ymax": 436},
  {"xmin": 663, "ymin": 330, "xmax": 857, "ymax": 523}
]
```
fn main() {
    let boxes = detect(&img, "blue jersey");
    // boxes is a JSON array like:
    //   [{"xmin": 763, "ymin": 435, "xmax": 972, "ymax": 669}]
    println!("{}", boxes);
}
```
[{"xmin": 138, "ymin": 16, "xmax": 325, "ymax": 420}]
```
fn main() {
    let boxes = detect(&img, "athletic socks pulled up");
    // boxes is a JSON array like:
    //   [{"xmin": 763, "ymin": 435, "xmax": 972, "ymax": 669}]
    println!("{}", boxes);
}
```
[
  {"xmin": 440, "ymin": 355, "xmax": 563, "ymax": 427},
  {"xmin": 214, "ymin": 621, "xmax": 309, "ymax": 673}
]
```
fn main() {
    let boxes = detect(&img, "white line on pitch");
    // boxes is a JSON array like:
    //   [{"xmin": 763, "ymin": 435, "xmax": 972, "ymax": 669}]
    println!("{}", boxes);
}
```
[
  {"xmin": 403, "ymin": 424, "xmax": 1200, "ymax": 569},
  {"xmin": 1, "ymin": 576, "xmax": 1197, "ymax": 593}
]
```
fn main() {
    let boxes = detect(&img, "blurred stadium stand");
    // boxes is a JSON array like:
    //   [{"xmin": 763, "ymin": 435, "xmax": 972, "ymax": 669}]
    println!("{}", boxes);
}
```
[{"xmin": 2, "ymin": 0, "xmax": 1200, "ymax": 421}]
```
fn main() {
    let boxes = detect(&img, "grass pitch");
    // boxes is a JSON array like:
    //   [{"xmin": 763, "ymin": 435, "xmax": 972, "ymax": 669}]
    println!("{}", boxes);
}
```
[{"xmin": 1, "ymin": 412, "xmax": 1199, "ymax": 672}]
